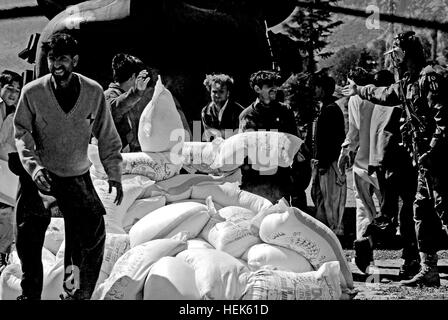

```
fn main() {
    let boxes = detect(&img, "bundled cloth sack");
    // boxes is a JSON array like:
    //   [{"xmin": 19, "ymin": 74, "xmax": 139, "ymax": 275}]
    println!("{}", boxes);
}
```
[
  {"xmin": 138, "ymin": 172, "xmax": 242, "ymax": 203},
  {"xmin": 41, "ymin": 259, "xmax": 64, "ymax": 300},
  {"xmin": 123, "ymin": 196, "xmax": 166, "ymax": 233},
  {"xmin": 191, "ymin": 182, "xmax": 273, "ymax": 214},
  {"xmin": 93, "ymin": 175, "xmax": 151, "ymax": 234},
  {"xmin": 129, "ymin": 200, "xmax": 214, "ymax": 248},
  {"xmin": 88, "ymin": 144, "xmax": 182, "ymax": 182},
  {"xmin": 181, "ymin": 139, "xmax": 224, "ymax": 174},
  {"xmin": 0, "ymin": 248, "xmax": 56, "ymax": 300},
  {"xmin": 143, "ymin": 257, "xmax": 201, "ymax": 300},
  {"xmin": 138, "ymin": 75, "xmax": 185, "ymax": 153},
  {"xmin": 246, "ymin": 243, "xmax": 314, "ymax": 273},
  {"xmin": 241, "ymin": 261, "xmax": 342, "ymax": 300},
  {"xmin": 257, "ymin": 206, "xmax": 353, "ymax": 290},
  {"xmin": 210, "ymin": 131, "xmax": 303, "ymax": 172},
  {"xmin": 176, "ymin": 248, "xmax": 249, "ymax": 300},
  {"xmin": 201, "ymin": 206, "xmax": 261, "ymax": 258},
  {"xmin": 43, "ymin": 218, "xmax": 65, "ymax": 255},
  {"xmin": 92, "ymin": 236, "xmax": 187, "ymax": 300},
  {"xmin": 0, "ymin": 264, "xmax": 22, "ymax": 300}
]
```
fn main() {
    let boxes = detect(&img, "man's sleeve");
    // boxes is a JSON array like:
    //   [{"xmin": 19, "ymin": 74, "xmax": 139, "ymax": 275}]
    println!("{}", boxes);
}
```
[
  {"xmin": 341, "ymin": 96, "xmax": 360, "ymax": 152},
  {"xmin": 105, "ymin": 87, "xmax": 143, "ymax": 123},
  {"xmin": 13, "ymin": 91, "xmax": 44, "ymax": 179},
  {"xmin": 425, "ymin": 73, "xmax": 448, "ymax": 156},
  {"xmin": 93, "ymin": 92, "xmax": 123, "ymax": 182},
  {"xmin": 358, "ymin": 82, "xmax": 403, "ymax": 107}
]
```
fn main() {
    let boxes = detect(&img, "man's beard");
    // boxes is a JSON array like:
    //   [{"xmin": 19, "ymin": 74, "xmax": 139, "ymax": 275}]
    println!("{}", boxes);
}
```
[{"xmin": 51, "ymin": 68, "xmax": 70, "ymax": 82}]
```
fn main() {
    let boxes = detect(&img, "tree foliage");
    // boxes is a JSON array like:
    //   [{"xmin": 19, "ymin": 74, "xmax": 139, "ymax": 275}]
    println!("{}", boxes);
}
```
[{"xmin": 283, "ymin": 0, "xmax": 343, "ymax": 72}]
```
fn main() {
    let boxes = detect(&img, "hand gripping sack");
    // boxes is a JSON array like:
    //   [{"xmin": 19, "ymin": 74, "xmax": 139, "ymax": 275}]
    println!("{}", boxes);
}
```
[
  {"xmin": 138, "ymin": 76, "xmax": 185, "ymax": 153},
  {"xmin": 258, "ymin": 207, "xmax": 353, "ymax": 290}
]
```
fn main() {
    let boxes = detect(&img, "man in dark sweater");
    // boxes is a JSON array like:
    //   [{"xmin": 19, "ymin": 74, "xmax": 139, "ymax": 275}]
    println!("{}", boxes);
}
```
[
  {"xmin": 14, "ymin": 32, "xmax": 123, "ymax": 300},
  {"xmin": 201, "ymin": 73, "xmax": 244, "ymax": 142},
  {"xmin": 310, "ymin": 71, "xmax": 347, "ymax": 235},
  {"xmin": 239, "ymin": 70, "xmax": 300, "ymax": 204}
]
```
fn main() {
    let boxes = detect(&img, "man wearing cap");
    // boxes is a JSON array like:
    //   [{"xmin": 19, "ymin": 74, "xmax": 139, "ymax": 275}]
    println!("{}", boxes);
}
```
[{"xmin": 343, "ymin": 31, "xmax": 448, "ymax": 287}]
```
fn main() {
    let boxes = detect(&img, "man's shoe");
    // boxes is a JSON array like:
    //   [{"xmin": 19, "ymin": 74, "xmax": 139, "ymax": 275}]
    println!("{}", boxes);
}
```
[
  {"xmin": 353, "ymin": 238, "xmax": 373, "ymax": 273},
  {"xmin": 400, "ymin": 253, "xmax": 440, "ymax": 287},
  {"xmin": 399, "ymin": 260, "xmax": 421, "ymax": 280}
]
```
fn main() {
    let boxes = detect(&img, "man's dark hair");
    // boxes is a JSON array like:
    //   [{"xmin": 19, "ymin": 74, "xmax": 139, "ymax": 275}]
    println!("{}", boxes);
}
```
[
  {"xmin": 42, "ymin": 32, "xmax": 79, "ymax": 57},
  {"xmin": 111, "ymin": 53, "xmax": 146, "ymax": 84},
  {"xmin": 249, "ymin": 70, "xmax": 282, "ymax": 91},
  {"xmin": 374, "ymin": 70, "xmax": 395, "ymax": 87},
  {"xmin": 348, "ymin": 67, "xmax": 374, "ymax": 86},
  {"xmin": 0, "ymin": 70, "xmax": 22, "ymax": 88},
  {"xmin": 203, "ymin": 74, "xmax": 234, "ymax": 92}
]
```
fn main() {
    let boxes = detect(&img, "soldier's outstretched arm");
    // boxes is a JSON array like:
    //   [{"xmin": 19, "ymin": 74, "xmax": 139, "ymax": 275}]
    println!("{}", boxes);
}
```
[
  {"xmin": 357, "ymin": 82, "xmax": 403, "ymax": 107},
  {"xmin": 342, "ymin": 79, "xmax": 403, "ymax": 107}
]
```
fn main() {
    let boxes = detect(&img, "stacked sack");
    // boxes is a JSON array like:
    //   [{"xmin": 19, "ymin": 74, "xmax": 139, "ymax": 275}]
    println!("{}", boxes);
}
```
[
  {"xmin": 1, "ymin": 179, "xmax": 355, "ymax": 300},
  {"xmin": 180, "ymin": 131, "xmax": 304, "ymax": 174}
]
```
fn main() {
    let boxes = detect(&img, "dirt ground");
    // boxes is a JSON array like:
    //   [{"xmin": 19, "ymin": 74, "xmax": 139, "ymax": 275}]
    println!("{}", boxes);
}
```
[{"xmin": 344, "ymin": 250, "xmax": 448, "ymax": 300}]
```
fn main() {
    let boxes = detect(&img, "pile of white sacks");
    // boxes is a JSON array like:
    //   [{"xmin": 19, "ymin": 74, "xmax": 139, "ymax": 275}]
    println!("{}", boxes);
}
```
[
  {"xmin": 0, "ymin": 76, "xmax": 354, "ymax": 300},
  {"xmin": 0, "ymin": 176, "xmax": 354, "ymax": 300}
]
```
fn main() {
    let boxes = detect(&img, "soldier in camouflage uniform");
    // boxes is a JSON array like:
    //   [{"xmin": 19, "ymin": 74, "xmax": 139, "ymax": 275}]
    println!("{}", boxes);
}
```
[{"xmin": 343, "ymin": 31, "xmax": 448, "ymax": 287}]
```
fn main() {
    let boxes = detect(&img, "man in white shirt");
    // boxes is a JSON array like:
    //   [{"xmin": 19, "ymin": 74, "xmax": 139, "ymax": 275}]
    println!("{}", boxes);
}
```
[{"xmin": 338, "ymin": 68, "xmax": 380, "ymax": 272}]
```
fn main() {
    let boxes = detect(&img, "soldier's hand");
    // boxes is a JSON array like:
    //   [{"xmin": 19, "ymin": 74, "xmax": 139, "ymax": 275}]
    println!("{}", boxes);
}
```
[
  {"xmin": 33, "ymin": 169, "xmax": 52, "ymax": 193},
  {"xmin": 342, "ymin": 78, "xmax": 358, "ymax": 97},
  {"xmin": 135, "ymin": 70, "xmax": 151, "ymax": 92},
  {"xmin": 108, "ymin": 180, "xmax": 123, "ymax": 206}
]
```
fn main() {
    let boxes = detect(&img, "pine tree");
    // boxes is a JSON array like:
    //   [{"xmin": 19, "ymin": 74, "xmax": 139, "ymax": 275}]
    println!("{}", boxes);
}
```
[{"xmin": 282, "ymin": 0, "xmax": 343, "ymax": 72}]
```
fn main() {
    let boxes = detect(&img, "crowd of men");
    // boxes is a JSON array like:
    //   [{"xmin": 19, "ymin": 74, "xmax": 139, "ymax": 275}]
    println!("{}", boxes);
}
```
[{"xmin": 0, "ymin": 30, "xmax": 447, "ymax": 300}]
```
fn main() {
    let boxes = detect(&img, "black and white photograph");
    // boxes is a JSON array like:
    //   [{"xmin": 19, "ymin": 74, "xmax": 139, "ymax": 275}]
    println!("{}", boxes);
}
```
[{"xmin": 0, "ymin": 0, "xmax": 448, "ymax": 307}]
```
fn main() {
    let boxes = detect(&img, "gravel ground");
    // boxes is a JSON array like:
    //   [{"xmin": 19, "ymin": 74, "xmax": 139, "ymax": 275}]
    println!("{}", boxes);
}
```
[{"xmin": 344, "ymin": 249, "xmax": 448, "ymax": 300}]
